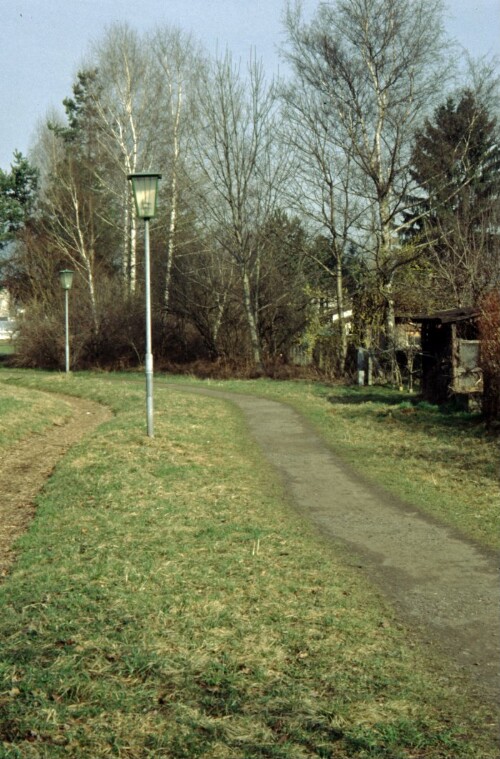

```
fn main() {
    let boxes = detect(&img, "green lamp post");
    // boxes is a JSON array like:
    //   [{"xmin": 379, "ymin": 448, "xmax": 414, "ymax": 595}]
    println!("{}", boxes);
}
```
[
  {"xmin": 127, "ymin": 172, "xmax": 162, "ymax": 437},
  {"xmin": 59, "ymin": 269, "xmax": 74, "ymax": 375}
]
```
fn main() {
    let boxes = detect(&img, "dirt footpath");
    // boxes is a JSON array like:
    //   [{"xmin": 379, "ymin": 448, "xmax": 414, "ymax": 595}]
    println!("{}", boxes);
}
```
[
  {"xmin": 169, "ymin": 384, "xmax": 500, "ymax": 709},
  {"xmin": 0, "ymin": 395, "xmax": 112, "ymax": 579}
]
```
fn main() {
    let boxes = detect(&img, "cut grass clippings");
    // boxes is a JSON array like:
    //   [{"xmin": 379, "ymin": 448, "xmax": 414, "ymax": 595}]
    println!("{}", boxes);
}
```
[{"xmin": 0, "ymin": 370, "xmax": 498, "ymax": 758}]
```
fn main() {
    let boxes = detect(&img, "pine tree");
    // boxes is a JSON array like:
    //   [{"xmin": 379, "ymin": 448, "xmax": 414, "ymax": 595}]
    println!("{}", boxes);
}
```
[
  {"xmin": 0, "ymin": 152, "xmax": 39, "ymax": 248},
  {"xmin": 407, "ymin": 89, "xmax": 500, "ymax": 305}
]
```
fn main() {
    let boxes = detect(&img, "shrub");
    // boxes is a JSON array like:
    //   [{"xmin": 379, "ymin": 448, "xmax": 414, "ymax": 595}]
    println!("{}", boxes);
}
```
[{"xmin": 479, "ymin": 291, "xmax": 500, "ymax": 423}]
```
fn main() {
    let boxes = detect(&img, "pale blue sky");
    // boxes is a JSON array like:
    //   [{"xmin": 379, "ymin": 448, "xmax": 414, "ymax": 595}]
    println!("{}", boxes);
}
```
[{"xmin": 1, "ymin": 0, "xmax": 499, "ymax": 170}]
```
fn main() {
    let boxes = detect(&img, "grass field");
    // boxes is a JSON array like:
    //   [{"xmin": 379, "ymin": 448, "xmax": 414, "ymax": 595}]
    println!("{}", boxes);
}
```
[{"xmin": 0, "ymin": 369, "xmax": 498, "ymax": 758}]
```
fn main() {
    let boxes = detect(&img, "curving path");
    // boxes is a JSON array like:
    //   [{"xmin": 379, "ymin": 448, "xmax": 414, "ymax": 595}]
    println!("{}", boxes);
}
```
[{"xmin": 167, "ymin": 384, "xmax": 500, "ymax": 708}]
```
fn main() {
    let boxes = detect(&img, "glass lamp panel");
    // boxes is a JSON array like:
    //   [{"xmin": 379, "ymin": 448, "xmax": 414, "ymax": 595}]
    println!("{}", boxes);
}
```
[
  {"xmin": 59, "ymin": 269, "xmax": 74, "ymax": 290},
  {"xmin": 129, "ymin": 173, "xmax": 161, "ymax": 219}
]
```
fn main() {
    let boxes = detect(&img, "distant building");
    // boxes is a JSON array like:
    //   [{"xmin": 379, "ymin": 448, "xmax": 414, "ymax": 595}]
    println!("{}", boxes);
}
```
[
  {"xmin": 0, "ymin": 288, "xmax": 17, "ymax": 339},
  {"xmin": 0, "ymin": 289, "xmax": 9, "ymax": 318},
  {"xmin": 412, "ymin": 307, "xmax": 481, "ymax": 406}
]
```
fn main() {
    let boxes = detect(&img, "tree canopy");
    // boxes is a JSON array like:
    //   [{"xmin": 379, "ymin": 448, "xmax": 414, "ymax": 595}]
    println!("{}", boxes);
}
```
[
  {"xmin": 1, "ymin": 4, "xmax": 498, "ymax": 383},
  {"xmin": 407, "ymin": 89, "xmax": 500, "ymax": 306}
]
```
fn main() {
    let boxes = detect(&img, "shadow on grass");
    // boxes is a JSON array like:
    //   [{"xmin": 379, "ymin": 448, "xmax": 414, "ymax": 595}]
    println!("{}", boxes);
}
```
[
  {"xmin": 327, "ymin": 387, "xmax": 418, "ymax": 406},
  {"xmin": 327, "ymin": 387, "xmax": 490, "ymax": 438}
]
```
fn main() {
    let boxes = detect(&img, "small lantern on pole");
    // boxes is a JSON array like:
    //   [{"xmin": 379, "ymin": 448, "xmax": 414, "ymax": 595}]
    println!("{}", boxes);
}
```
[
  {"xmin": 59, "ymin": 269, "xmax": 74, "ymax": 375},
  {"xmin": 127, "ymin": 172, "xmax": 162, "ymax": 437}
]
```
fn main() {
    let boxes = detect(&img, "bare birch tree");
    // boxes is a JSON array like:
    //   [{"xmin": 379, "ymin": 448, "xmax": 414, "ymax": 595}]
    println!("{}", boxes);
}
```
[
  {"xmin": 38, "ymin": 131, "xmax": 102, "ymax": 331},
  {"xmin": 279, "ymin": 72, "xmax": 364, "ymax": 369},
  {"xmin": 90, "ymin": 24, "xmax": 160, "ymax": 294},
  {"xmin": 193, "ymin": 53, "xmax": 288, "ymax": 369},
  {"xmin": 150, "ymin": 27, "xmax": 206, "ymax": 316},
  {"xmin": 283, "ymin": 0, "xmax": 451, "ymax": 368}
]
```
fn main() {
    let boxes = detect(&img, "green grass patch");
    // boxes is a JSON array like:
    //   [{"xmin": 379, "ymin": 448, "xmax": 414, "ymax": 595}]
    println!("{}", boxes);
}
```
[{"xmin": 0, "ymin": 369, "xmax": 497, "ymax": 758}]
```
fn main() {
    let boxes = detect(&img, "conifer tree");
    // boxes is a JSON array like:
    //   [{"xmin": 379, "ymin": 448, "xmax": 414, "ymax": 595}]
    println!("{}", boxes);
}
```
[{"xmin": 408, "ymin": 89, "xmax": 500, "ymax": 305}]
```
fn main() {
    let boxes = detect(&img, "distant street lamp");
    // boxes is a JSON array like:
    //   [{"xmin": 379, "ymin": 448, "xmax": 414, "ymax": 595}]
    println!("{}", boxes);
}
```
[
  {"xmin": 127, "ymin": 172, "xmax": 162, "ymax": 437},
  {"xmin": 59, "ymin": 269, "xmax": 74, "ymax": 375}
]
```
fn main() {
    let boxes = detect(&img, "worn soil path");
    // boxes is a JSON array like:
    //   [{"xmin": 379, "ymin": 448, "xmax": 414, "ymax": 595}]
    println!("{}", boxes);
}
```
[
  {"xmin": 167, "ymin": 384, "xmax": 500, "ymax": 710},
  {"xmin": 0, "ymin": 394, "xmax": 112, "ymax": 579}
]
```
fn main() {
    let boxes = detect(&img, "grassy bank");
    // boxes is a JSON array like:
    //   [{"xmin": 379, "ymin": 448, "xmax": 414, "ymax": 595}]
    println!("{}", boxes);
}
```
[{"xmin": 0, "ymin": 370, "xmax": 498, "ymax": 758}]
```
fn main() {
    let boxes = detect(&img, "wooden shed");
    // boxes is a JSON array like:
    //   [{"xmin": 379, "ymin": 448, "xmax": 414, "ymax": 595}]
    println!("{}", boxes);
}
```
[{"xmin": 412, "ymin": 307, "xmax": 482, "ymax": 405}]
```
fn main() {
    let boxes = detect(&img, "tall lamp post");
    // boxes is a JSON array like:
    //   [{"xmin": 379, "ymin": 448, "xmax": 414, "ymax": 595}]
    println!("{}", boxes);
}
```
[
  {"xmin": 59, "ymin": 269, "xmax": 74, "ymax": 375},
  {"xmin": 127, "ymin": 172, "xmax": 162, "ymax": 438}
]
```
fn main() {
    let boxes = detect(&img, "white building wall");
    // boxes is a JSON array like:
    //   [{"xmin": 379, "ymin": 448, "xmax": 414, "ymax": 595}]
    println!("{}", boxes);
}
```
[
  {"xmin": 0, "ymin": 289, "xmax": 17, "ymax": 339},
  {"xmin": 0, "ymin": 289, "xmax": 9, "ymax": 318}
]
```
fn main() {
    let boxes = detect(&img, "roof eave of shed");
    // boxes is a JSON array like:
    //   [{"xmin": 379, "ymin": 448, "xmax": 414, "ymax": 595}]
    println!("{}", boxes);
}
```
[{"xmin": 410, "ymin": 307, "xmax": 480, "ymax": 325}]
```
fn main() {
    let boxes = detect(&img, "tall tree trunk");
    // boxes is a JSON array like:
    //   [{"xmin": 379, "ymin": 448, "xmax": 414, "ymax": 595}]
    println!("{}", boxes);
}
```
[
  {"xmin": 123, "ymin": 198, "xmax": 137, "ymax": 295},
  {"xmin": 163, "ymin": 164, "xmax": 178, "ymax": 316},
  {"xmin": 382, "ymin": 274, "xmax": 398, "ymax": 384},
  {"xmin": 212, "ymin": 290, "xmax": 228, "ymax": 348},
  {"xmin": 85, "ymin": 255, "xmax": 99, "ymax": 334},
  {"xmin": 242, "ymin": 268, "xmax": 263, "ymax": 370},
  {"xmin": 164, "ymin": 81, "xmax": 182, "ymax": 316},
  {"xmin": 335, "ymin": 252, "xmax": 348, "ymax": 372},
  {"xmin": 129, "ymin": 210, "xmax": 138, "ymax": 295}
]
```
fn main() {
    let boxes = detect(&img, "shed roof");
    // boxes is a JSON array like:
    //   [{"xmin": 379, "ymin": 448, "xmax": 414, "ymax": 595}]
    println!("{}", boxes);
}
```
[{"xmin": 411, "ymin": 307, "xmax": 480, "ymax": 325}]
